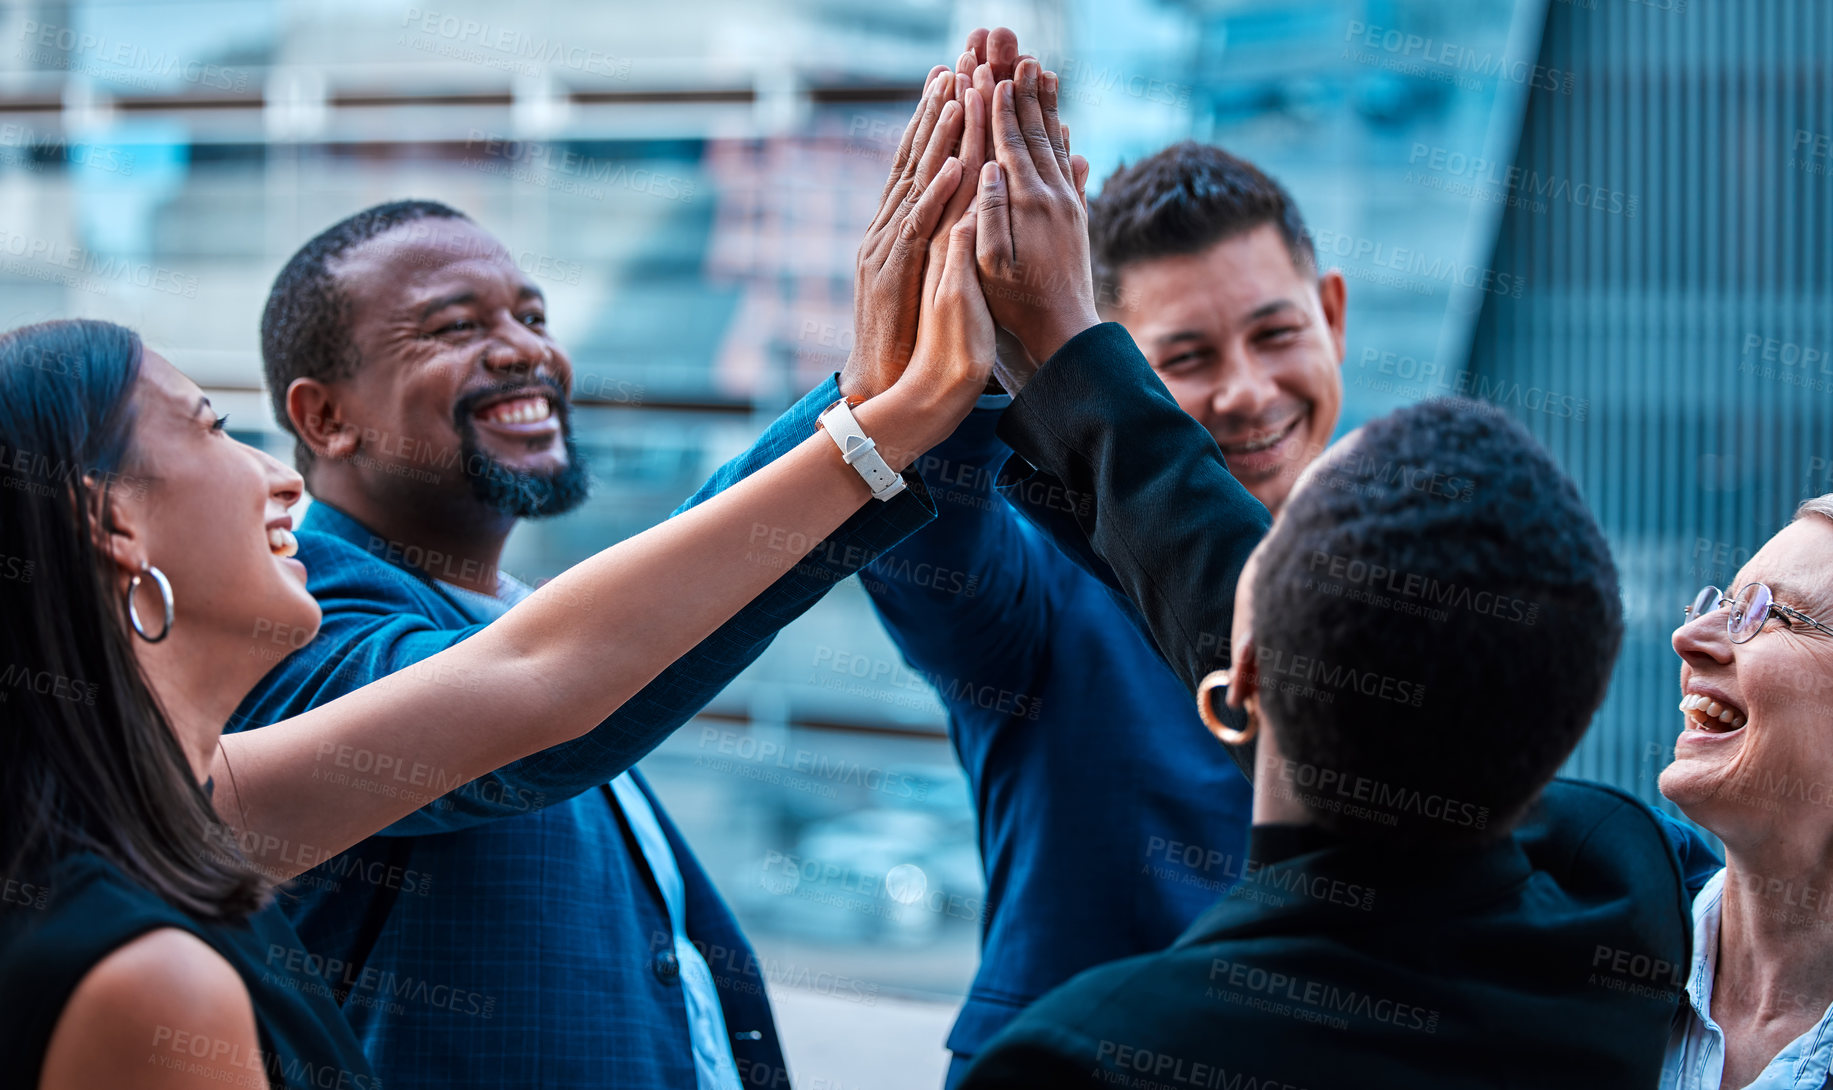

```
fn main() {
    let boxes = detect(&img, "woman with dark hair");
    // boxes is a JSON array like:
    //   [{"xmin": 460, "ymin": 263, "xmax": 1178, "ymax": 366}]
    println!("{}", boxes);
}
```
[{"xmin": 0, "ymin": 178, "xmax": 990, "ymax": 1088}]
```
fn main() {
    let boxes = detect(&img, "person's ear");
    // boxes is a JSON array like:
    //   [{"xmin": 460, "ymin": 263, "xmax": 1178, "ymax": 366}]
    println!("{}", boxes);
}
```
[
  {"xmin": 1227, "ymin": 546, "xmax": 1265, "ymax": 712},
  {"xmin": 1225, "ymin": 627, "xmax": 1260, "ymax": 715},
  {"xmin": 286, "ymin": 378, "xmax": 359, "ymax": 460},
  {"xmin": 1318, "ymin": 269, "xmax": 1348, "ymax": 367},
  {"xmin": 84, "ymin": 472, "xmax": 148, "ymax": 587}
]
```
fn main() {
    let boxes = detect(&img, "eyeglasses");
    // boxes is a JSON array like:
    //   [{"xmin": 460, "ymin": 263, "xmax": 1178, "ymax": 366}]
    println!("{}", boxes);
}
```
[{"xmin": 1683, "ymin": 583, "xmax": 1833, "ymax": 644}]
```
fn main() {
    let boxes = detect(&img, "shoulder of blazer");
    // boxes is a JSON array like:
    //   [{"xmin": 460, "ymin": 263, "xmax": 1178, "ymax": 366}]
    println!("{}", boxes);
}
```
[
  {"xmin": 1521, "ymin": 777, "xmax": 1693, "ymax": 931},
  {"xmin": 1531, "ymin": 777, "xmax": 1679, "ymax": 858},
  {"xmin": 986, "ymin": 935, "xmax": 1296, "ymax": 1077}
]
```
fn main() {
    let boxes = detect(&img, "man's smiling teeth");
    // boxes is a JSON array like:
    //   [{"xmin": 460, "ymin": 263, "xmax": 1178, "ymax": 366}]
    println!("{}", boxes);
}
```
[
  {"xmin": 1679, "ymin": 693, "xmax": 1747, "ymax": 730},
  {"xmin": 481, "ymin": 396, "xmax": 552, "ymax": 425},
  {"xmin": 1224, "ymin": 417, "xmax": 1300, "ymax": 454},
  {"xmin": 268, "ymin": 527, "xmax": 299, "ymax": 559}
]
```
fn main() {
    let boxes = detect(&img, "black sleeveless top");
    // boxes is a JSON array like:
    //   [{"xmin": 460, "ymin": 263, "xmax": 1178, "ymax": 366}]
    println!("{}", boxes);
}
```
[{"xmin": 0, "ymin": 852, "xmax": 381, "ymax": 1089}]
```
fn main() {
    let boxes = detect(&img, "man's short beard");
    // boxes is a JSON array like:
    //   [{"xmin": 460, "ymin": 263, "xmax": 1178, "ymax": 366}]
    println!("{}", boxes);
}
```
[
  {"xmin": 458, "ymin": 425, "xmax": 591, "ymax": 518},
  {"xmin": 452, "ymin": 380, "xmax": 591, "ymax": 518}
]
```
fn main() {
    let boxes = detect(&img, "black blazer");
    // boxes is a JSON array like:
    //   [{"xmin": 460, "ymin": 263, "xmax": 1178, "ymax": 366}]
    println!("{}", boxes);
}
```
[{"xmin": 958, "ymin": 324, "xmax": 1698, "ymax": 1089}]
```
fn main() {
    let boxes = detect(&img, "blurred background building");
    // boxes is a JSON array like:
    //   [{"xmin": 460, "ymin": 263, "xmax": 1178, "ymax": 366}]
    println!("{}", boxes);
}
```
[
  {"xmin": 2, "ymin": 0, "xmax": 1824, "ymax": 1085},
  {"xmin": 1467, "ymin": 0, "xmax": 1833, "ymax": 820}
]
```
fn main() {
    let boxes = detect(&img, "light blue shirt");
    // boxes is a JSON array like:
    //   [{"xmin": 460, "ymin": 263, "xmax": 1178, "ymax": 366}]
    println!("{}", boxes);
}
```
[
  {"xmin": 443, "ymin": 573, "xmax": 743, "ymax": 1090},
  {"xmin": 1663, "ymin": 868, "xmax": 1833, "ymax": 1089}
]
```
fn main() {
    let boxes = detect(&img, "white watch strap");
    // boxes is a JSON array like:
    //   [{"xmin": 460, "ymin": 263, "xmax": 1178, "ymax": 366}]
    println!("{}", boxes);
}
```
[{"xmin": 818, "ymin": 399, "xmax": 908, "ymax": 502}]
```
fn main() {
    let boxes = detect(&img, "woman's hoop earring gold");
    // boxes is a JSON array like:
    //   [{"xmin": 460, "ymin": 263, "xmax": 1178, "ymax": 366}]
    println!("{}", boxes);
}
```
[
  {"xmin": 126, "ymin": 565, "xmax": 174, "ymax": 643},
  {"xmin": 1196, "ymin": 668, "xmax": 1259, "ymax": 746}
]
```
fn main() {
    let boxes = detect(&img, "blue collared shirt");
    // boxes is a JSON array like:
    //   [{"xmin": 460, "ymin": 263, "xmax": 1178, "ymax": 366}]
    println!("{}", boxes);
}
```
[
  {"xmin": 1663, "ymin": 868, "xmax": 1833, "ymax": 1089},
  {"xmin": 449, "ymin": 575, "xmax": 741, "ymax": 1090}
]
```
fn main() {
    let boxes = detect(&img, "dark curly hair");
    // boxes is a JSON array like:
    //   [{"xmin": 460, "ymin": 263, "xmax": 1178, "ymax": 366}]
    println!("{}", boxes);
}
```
[
  {"xmin": 1249, "ymin": 398, "xmax": 1622, "ymax": 844},
  {"xmin": 259, "ymin": 199, "xmax": 469, "ymax": 472},
  {"xmin": 1087, "ymin": 141, "xmax": 1315, "ymax": 310}
]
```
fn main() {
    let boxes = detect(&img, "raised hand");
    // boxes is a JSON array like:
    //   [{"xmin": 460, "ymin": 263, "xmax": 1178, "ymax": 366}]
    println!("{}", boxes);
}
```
[
  {"xmin": 844, "ymin": 195, "xmax": 996, "ymax": 477},
  {"xmin": 892, "ymin": 203, "xmax": 996, "ymax": 447},
  {"xmin": 920, "ymin": 81, "xmax": 988, "ymax": 333},
  {"xmin": 840, "ymin": 69, "xmax": 967, "ymax": 400},
  {"xmin": 974, "ymin": 59, "xmax": 1101, "ymax": 389}
]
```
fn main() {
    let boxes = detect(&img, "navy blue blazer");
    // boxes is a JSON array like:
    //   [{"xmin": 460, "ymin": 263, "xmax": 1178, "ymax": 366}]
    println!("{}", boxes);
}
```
[
  {"xmin": 229, "ymin": 376, "xmax": 935, "ymax": 1089},
  {"xmin": 862, "ymin": 399, "xmax": 1256, "ymax": 1062},
  {"xmin": 958, "ymin": 324, "xmax": 1720, "ymax": 1087}
]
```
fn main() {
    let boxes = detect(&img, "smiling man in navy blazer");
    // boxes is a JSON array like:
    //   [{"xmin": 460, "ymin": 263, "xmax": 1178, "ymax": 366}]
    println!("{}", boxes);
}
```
[
  {"xmin": 225, "ymin": 59, "xmax": 981, "ymax": 1090},
  {"xmin": 861, "ymin": 46, "xmax": 1350, "ymax": 1086}
]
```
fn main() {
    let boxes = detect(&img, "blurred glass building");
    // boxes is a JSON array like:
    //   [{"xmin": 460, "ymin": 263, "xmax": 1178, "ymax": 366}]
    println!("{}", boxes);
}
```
[
  {"xmin": 5, "ymin": 0, "xmax": 1821, "ymax": 1084},
  {"xmin": 1465, "ymin": 0, "xmax": 1833, "ymax": 824}
]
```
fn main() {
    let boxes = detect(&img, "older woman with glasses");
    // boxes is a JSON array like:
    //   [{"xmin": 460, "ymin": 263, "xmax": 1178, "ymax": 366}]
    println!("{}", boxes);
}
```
[{"xmin": 1660, "ymin": 494, "xmax": 1833, "ymax": 1090}]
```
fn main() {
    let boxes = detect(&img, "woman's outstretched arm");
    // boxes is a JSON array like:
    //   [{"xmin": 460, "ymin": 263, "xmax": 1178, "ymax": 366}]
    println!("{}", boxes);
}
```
[{"xmin": 213, "ymin": 97, "xmax": 996, "ymax": 878}]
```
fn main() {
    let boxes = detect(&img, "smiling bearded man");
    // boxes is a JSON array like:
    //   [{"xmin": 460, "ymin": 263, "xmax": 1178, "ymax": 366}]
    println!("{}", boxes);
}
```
[
  {"xmin": 264, "ymin": 205, "xmax": 592, "ymax": 574},
  {"xmin": 225, "ymin": 193, "xmax": 947, "ymax": 1090}
]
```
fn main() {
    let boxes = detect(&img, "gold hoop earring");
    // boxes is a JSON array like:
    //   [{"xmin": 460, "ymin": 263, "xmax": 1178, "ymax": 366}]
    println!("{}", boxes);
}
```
[{"xmin": 1196, "ymin": 669, "xmax": 1259, "ymax": 746}]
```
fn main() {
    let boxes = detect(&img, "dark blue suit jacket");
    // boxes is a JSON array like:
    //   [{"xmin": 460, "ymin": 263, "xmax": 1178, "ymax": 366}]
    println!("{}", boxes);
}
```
[
  {"xmin": 229, "ymin": 376, "xmax": 935, "ymax": 1089},
  {"xmin": 862, "ymin": 399, "xmax": 1256, "ymax": 1063},
  {"xmin": 957, "ymin": 323, "xmax": 1721, "ymax": 1087}
]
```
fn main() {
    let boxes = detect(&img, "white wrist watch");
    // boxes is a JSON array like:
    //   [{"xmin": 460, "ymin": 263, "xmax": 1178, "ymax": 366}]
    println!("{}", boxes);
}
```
[{"xmin": 817, "ymin": 397, "xmax": 907, "ymax": 502}]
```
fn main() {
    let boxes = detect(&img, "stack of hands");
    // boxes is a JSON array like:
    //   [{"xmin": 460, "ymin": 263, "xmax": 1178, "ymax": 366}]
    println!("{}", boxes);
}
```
[{"xmin": 839, "ymin": 26, "xmax": 1105, "ymax": 457}]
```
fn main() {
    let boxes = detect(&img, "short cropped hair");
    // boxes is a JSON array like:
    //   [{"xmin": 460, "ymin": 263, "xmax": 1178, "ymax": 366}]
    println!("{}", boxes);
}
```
[
  {"xmin": 260, "ymin": 199, "xmax": 469, "ymax": 470},
  {"xmin": 1249, "ymin": 399, "xmax": 1622, "ymax": 844},
  {"xmin": 1087, "ymin": 141, "xmax": 1315, "ymax": 309},
  {"xmin": 1796, "ymin": 493, "xmax": 1833, "ymax": 527}
]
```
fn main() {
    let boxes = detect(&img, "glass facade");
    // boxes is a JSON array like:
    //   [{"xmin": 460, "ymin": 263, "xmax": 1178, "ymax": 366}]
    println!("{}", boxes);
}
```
[{"xmin": 1466, "ymin": 0, "xmax": 1832, "ymax": 829}]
